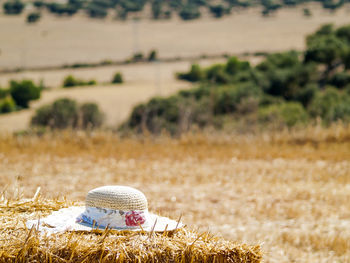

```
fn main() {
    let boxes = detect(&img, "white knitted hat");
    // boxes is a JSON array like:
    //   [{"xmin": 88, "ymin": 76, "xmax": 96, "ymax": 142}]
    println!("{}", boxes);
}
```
[{"xmin": 26, "ymin": 186, "xmax": 183, "ymax": 234}]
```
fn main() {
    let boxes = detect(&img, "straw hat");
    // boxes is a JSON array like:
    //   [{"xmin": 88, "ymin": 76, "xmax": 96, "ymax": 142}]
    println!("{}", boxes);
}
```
[{"xmin": 26, "ymin": 186, "xmax": 183, "ymax": 234}]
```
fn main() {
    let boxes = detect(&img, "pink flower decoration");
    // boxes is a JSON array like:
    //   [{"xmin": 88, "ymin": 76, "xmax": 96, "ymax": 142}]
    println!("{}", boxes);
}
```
[{"xmin": 125, "ymin": 211, "xmax": 146, "ymax": 227}]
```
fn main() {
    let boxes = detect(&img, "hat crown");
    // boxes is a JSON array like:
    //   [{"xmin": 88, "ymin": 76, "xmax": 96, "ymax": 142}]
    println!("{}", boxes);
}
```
[{"xmin": 85, "ymin": 186, "xmax": 148, "ymax": 211}]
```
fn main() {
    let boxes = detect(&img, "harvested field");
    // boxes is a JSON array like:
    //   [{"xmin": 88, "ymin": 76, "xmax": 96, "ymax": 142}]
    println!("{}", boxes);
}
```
[
  {"xmin": 0, "ymin": 59, "xmax": 201, "ymax": 132},
  {"xmin": 1, "ymin": 124, "xmax": 350, "ymax": 262},
  {"xmin": 1, "ymin": 5, "xmax": 350, "ymax": 69}
]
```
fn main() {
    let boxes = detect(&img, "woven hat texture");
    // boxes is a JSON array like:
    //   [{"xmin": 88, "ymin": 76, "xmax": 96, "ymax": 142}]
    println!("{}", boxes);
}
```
[{"xmin": 85, "ymin": 186, "xmax": 148, "ymax": 210}]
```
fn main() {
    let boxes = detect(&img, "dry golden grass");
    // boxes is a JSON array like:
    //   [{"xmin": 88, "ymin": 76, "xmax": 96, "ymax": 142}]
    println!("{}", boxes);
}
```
[{"xmin": 1, "ymin": 124, "xmax": 350, "ymax": 262}]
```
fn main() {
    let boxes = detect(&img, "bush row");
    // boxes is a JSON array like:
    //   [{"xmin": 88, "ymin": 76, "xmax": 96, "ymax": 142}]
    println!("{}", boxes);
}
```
[
  {"xmin": 31, "ymin": 98, "xmax": 104, "ymax": 129},
  {"xmin": 62, "ymin": 71, "xmax": 123, "ymax": 88},
  {"xmin": 3, "ymin": 0, "xmax": 347, "ymax": 22},
  {"xmin": 0, "ymin": 71, "xmax": 123, "ymax": 115},
  {"xmin": 122, "ymin": 23, "xmax": 350, "ymax": 134}
]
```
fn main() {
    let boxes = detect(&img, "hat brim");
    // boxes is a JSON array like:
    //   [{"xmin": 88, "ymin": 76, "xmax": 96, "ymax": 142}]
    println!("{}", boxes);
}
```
[{"xmin": 26, "ymin": 206, "xmax": 183, "ymax": 235}]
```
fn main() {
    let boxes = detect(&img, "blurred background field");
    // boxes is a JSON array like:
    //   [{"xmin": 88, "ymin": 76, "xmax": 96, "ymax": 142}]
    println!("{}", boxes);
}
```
[
  {"xmin": 0, "ymin": 5, "xmax": 350, "ymax": 133},
  {"xmin": 0, "ymin": 5, "xmax": 349, "ymax": 69}
]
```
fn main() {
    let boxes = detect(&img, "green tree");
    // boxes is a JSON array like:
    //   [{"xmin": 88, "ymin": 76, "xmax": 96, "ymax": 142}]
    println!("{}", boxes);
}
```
[
  {"xmin": 151, "ymin": 0, "xmax": 162, "ymax": 19},
  {"xmin": 26, "ymin": 12, "xmax": 41, "ymax": 23},
  {"xmin": 10, "ymin": 80, "xmax": 41, "ymax": 108},
  {"xmin": 148, "ymin": 50, "xmax": 158, "ymax": 61},
  {"xmin": 63, "ymin": 75, "xmax": 78, "ymax": 87},
  {"xmin": 226, "ymin": 56, "xmax": 250, "ymax": 75},
  {"xmin": 179, "ymin": 4, "xmax": 200, "ymax": 20},
  {"xmin": 308, "ymin": 87, "xmax": 350, "ymax": 123},
  {"xmin": 209, "ymin": 4, "xmax": 225, "ymax": 18},
  {"xmin": 79, "ymin": 103, "xmax": 104, "ymax": 129},
  {"xmin": 303, "ymin": 8, "xmax": 311, "ymax": 17},
  {"xmin": 0, "ymin": 97, "xmax": 16, "ymax": 113},
  {"xmin": 33, "ymin": 0, "xmax": 44, "ymax": 8},
  {"xmin": 50, "ymin": 98, "xmax": 78, "ymax": 129},
  {"xmin": 30, "ymin": 104, "xmax": 53, "ymax": 126},
  {"xmin": 177, "ymin": 64, "xmax": 205, "ymax": 82},
  {"xmin": 0, "ymin": 88, "xmax": 9, "ymax": 99},
  {"xmin": 206, "ymin": 64, "xmax": 230, "ymax": 84},
  {"xmin": 46, "ymin": 3, "xmax": 78, "ymax": 16},
  {"xmin": 304, "ymin": 33, "xmax": 347, "ymax": 69},
  {"xmin": 336, "ymin": 25, "xmax": 350, "ymax": 43},
  {"xmin": 112, "ymin": 72, "xmax": 123, "ymax": 84},
  {"xmin": 3, "ymin": 0, "xmax": 24, "ymax": 14},
  {"xmin": 86, "ymin": 3, "xmax": 108, "ymax": 18}
]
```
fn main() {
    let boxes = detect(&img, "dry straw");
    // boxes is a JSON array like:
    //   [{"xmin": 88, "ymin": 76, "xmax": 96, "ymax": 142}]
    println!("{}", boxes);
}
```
[{"xmin": 0, "ymin": 195, "xmax": 262, "ymax": 263}]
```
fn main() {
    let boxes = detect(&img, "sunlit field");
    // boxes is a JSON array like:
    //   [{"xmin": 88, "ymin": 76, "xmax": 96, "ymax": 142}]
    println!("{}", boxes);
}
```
[
  {"xmin": 1, "ymin": 5, "xmax": 350, "ymax": 69},
  {"xmin": 1, "ymin": 124, "xmax": 350, "ymax": 262}
]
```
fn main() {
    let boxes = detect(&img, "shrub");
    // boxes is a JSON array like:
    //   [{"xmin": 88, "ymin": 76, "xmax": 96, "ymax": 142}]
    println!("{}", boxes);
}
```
[
  {"xmin": 31, "ymin": 98, "xmax": 78, "ymax": 129},
  {"xmin": 0, "ymin": 97, "xmax": 16, "ymax": 113},
  {"xmin": 293, "ymin": 84, "xmax": 318, "ymax": 107},
  {"xmin": 258, "ymin": 102, "xmax": 308, "ymax": 127},
  {"xmin": 116, "ymin": 8, "xmax": 128, "ymax": 20},
  {"xmin": 26, "ymin": 12, "xmax": 41, "ymax": 23},
  {"xmin": 127, "ymin": 96, "xmax": 181, "ymax": 134},
  {"xmin": 226, "ymin": 57, "xmax": 250, "ymax": 75},
  {"xmin": 112, "ymin": 72, "xmax": 123, "ymax": 84},
  {"xmin": 132, "ymin": 53, "xmax": 144, "ymax": 61},
  {"xmin": 303, "ymin": 8, "xmax": 311, "ymax": 17},
  {"xmin": 213, "ymin": 84, "xmax": 261, "ymax": 115},
  {"xmin": 86, "ymin": 80, "xmax": 97, "ymax": 85},
  {"xmin": 86, "ymin": 4, "xmax": 108, "ymax": 18},
  {"xmin": 256, "ymin": 58, "xmax": 318, "ymax": 101},
  {"xmin": 257, "ymin": 51, "xmax": 300, "ymax": 71},
  {"xmin": 259, "ymin": 94, "xmax": 285, "ymax": 107},
  {"xmin": 79, "ymin": 102, "xmax": 104, "ymax": 129},
  {"xmin": 151, "ymin": 0, "xmax": 162, "ymax": 19},
  {"xmin": 328, "ymin": 71, "xmax": 350, "ymax": 89},
  {"xmin": 9, "ymin": 80, "xmax": 41, "ymax": 108},
  {"xmin": 164, "ymin": 10, "xmax": 172, "ymax": 19},
  {"xmin": 304, "ymin": 34, "xmax": 348, "ymax": 68},
  {"xmin": 46, "ymin": 3, "xmax": 78, "ymax": 16},
  {"xmin": 308, "ymin": 87, "xmax": 350, "ymax": 123},
  {"xmin": 3, "ymin": 0, "xmax": 24, "ymax": 15},
  {"xmin": 120, "ymin": 0, "xmax": 145, "ymax": 12},
  {"xmin": 50, "ymin": 98, "xmax": 79, "ymax": 129},
  {"xmin": 148, "ymin": 50, "xmax": 158, "ymax": 61},
  {"xmin": 177, "ymin": 64, "xmax": 205, "ymax": 82},
  {"xmin": 31, "ymin": 98, "xmax": 105, "ymax": 129},
  {"xmin": 206, "ymin": 64, "xmax": 230, "ymax": 84},
  {"xmin": 63, "ymin": 75, "xmax": 97, "ymax": 87},
  {"xmin": 0, "ymin": 88, "xmax": 9, "ymax": 99},
  {"xmin": 30, "ymin": 104, "xmax": 53, "ymax": 127},
  {"xmin": 179, "ymin": 4, "xmax": 200, "ymax": 20},
  {"xmin": 209, "ymin": 4, "xmax": 226, "ymax": 18},
  {"xmin": 336, "ymin": 25, "xmax": 350, "ymax": 43},
  {"xmin": 33, "ymin": 0, "xmax": 44, "ymax": 8},
  {"xmin": 63, "ymin": 75, "xmax": 78, "ymax": 87}
]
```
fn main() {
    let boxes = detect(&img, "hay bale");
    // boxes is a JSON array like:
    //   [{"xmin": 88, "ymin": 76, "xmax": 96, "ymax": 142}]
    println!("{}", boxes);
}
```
[{"xmin": 0, "ymin": 197, "xmax": 262, "ymax": 263}]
